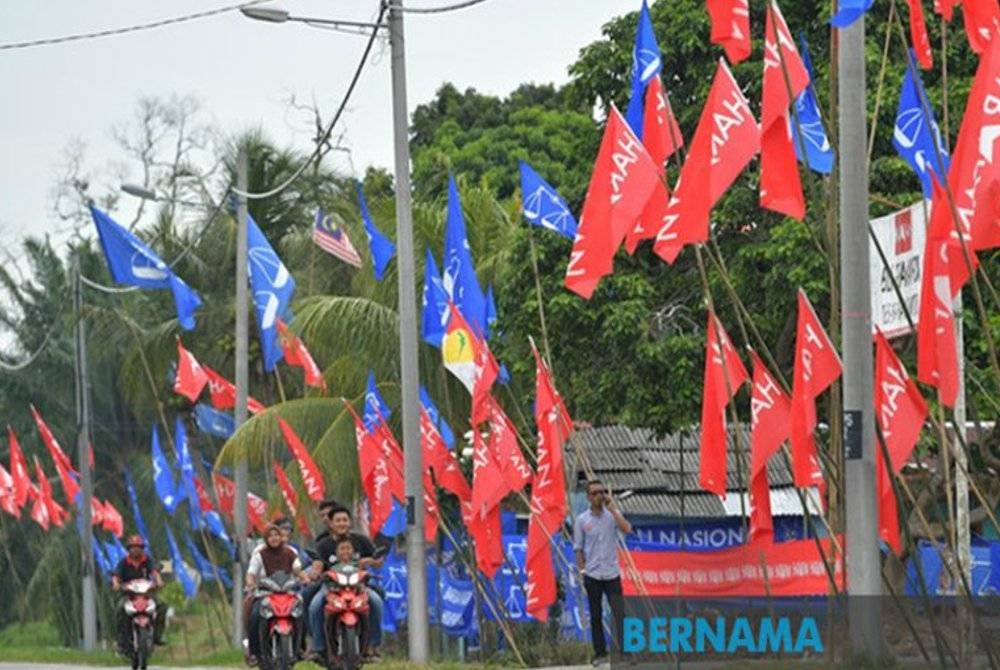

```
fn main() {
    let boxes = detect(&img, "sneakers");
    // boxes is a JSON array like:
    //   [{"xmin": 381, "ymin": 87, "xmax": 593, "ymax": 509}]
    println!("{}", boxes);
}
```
[{"xmin": 592, "ymin": 655, "xmax": 609, "ymax": 667}]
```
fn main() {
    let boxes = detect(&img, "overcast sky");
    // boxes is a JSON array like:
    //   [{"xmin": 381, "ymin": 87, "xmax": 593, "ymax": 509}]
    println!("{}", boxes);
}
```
[{"xmin": 0, "ymin": 0, "xmax": 636, "ymax": 255}]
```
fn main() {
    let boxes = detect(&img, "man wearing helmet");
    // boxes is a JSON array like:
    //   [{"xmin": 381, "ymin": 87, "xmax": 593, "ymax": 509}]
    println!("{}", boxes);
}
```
[{"xmin": 111, "ymin": 534, "xmax": 166, "ymax": 653}]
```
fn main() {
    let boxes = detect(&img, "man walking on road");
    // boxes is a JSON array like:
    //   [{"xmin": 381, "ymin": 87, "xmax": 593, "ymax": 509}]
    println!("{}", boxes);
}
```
[{"xmin": 574, "ymin": 479, "xmax": 632, "ymax": 667}]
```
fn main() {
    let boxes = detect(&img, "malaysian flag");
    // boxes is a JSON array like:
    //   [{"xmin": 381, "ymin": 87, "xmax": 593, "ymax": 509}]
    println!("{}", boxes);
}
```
[{"xmin": 313, "ymin": 208, "xmax": 363, "ymax": 267}]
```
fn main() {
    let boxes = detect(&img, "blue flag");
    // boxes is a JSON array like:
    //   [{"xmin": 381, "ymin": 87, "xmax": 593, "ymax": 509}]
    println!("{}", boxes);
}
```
[
  {"xmin": 381, "ymin": 500, "xmax": 407, "ymax": 538},
  {"xmin": 363, "ymin": 371, "xmax": 391, "ymax": 431},
  {"xmin": 355, "ymin": 181, "xmax": 396, "ymax": 282},
  {"xmin": 184, "ymin": 532, "xmax": 232, "ymax": 589},
  {"xmin": 247, "ymin": 214, "xmax": 296, "ymax": 372},
  {"xmin": 443, "ymin": 175, "xmax": 488, "ymax": 337},
  {"xmin": 175, "ymin": 417, "xmax": 201, "ymax": 531},
  {"xmin": 830, "ymin": 0, "xmax": 874, "ymax": 27},
  {"xmin": 194, "ymin": 403, "xmax": 235, "ymax": 439},
  {"xmin": 623, "ymin": 0, "xmax": 662, "ymax": 137},
  {"xmin": 791, "ymin": 36, "xmax": 835, "ymax": 175},
  {"xmin": 203, "ymin": 510, "xmax": 235, "ymax": 559},
  {"xmin": 421, "ymin": 249, "xmax": 450, "ymax": 348},
  {"xmin": 93, "ymin": 541, "xmax": 112, "ymax": 578},
  {"xmin": 124, "ymin": 470, "xmax": 151, "ymax": 548},
  {"xmin": 893, "ymin": 53, "xmax": 950, "ymax": 198},
  {"xmin": 518, "ymin": 161, "xmax": 578, "ymax": 239},
  {"xmin": 151, "ymin": 426, "xmax": 180, "ymax": 514},
  {"xmin": 90, "ymin": 206, "xmax": 202, "ymax": 330},
  {"xmin": 485, "ymin": 285, "xmax": 498, "ymax": 328},
  {"xmin": 419, "ymin": 386, "xmax": 455, "ymax": 448},
  {"xmin": 165, "ymin": 525, "xmax": 198, "ymax": 599}
]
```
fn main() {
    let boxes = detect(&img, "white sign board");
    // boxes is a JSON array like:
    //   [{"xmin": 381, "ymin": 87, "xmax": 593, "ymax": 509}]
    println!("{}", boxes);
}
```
[{"xmin": 868, "ymin": 200, "xmax": 928, "ymax": 338}]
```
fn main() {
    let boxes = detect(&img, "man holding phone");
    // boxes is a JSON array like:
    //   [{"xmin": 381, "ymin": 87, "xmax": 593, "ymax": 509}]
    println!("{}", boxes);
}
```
[{"xmin": 574, "ymin": 479, "xmax": 632, "ymax": 666}]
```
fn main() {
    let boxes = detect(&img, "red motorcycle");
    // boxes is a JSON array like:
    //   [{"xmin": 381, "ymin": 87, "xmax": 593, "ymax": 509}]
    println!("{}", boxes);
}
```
[
  {"xmin": 322, "ymin": 564, "xmax": 371, "ymax": 670},
  {"xmin": 255, "ymin": 571, "xmax": 304, "ymax": 670},
  {"xmin": 121, "ymin": 578, "xmax": 157, "ymax": 670}
]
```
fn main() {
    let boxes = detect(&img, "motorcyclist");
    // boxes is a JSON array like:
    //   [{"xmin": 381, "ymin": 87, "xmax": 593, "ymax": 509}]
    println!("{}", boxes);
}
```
[
  {"xmin": 111, "ymin": 535, "xmax": 165, "ymax": 654},
  {"xmin": 244, "ymin": 522, "xmax": 307, "ymax": 666}
]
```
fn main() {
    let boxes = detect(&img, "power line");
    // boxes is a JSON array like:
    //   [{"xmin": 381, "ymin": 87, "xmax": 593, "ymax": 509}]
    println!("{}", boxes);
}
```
[
  {"xmin": 0, "ymin": 328, "xmax": 58, "ymax": 372},
  {"xmin": 229, "ymin": 1, "xmax": 389, "ymax": 201},
  {"xmin": 0, "ymin": 0, "xmax": 271, "ymax": 51},
  {"xmin": 387, "ymin": 0, "xmax": 492, "ymax": 14}
]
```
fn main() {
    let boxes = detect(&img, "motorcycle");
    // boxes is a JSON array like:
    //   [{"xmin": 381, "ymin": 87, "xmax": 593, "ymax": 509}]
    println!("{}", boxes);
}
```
[
  {"xmin": 322, "ymin": 564, "xmax": 371, "ymax": 670},
  {"xmin": 121, "ymin": 578, "xmax": 157, "ymax": 670},
  {"xmin": 255, "ymin": 570, "xmax": 304, "ymax": 670}
]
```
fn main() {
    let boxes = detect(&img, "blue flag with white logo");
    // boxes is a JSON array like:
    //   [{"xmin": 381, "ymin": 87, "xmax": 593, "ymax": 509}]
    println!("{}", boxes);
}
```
[
  {"xmin": 151, "ymin": 426, "xmax": 180, "ymax": 514},
  {"xmin": 184, "ymin": 532, "xmax": 232, "ymax": 588},
  {"xmin": 791, "ymin": 36, "xmax": 835, "ymax": 175},
  {"xmin": 893, "ymin": 52, "xmax": 950, "ymax": 198},
  {"xmin": 623, "ymin": 0, "xmax": 662, "ymax": 137},
  {"xmin": 363, "ymin": 371, "xmax": 391, "ymax": 431},
  {"xmin": 830, "ymin": 0, "xmax": 874, "ymax": 27},
  {"xmin": 194, "ymin": 403, "xmax": 235, "ymax": 439},
  {"xmin": 421, "ymin": 249, "xmax": 450, "ymax": 348},
  {"xmin": 247, "ymin": 214, "xmax": 295, "ymax": 372},
  {"xmin": 175, "ymin": 416, "xmax": 202, "ymax": 531},
  {"xmin": 203, "ymin": 510, "xmax": 235, "ymax": 558},
  {"xmin": 355, "ymin": 181, "xmax": 396, "ymax": 282},
  {"xmin": 419, "ymin": 385, "xmax": 455, "ymax": 449},
  {"xmin": 90, "ymin": 206, "xmax": 202, "ymax": 330},
  {"xmin": 518, "ymin": 161, "xmax": 578, "ymax": 239},
  {"xmin": 165, "ymin": 524, "xmax": 198, "ymax": 599},
  {"xmin": 443, "ymin": 175, "xmax": 488, "ymax": 337},
  {"xmin": 124, "ymin": 470, "xmax": 151, "ymax": 549}
]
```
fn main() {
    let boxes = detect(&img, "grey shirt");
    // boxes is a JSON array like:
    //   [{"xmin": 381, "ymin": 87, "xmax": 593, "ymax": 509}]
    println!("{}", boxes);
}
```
[{"xmin": 573, "ymin": 507, "xmax": 623, "ymax": 580}]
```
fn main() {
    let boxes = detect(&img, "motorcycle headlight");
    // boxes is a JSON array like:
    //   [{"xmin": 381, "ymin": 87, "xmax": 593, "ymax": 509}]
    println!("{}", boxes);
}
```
[
  {"xmin": 348, "ymin": 573, "xmax": 360, "ymax": 586},
  {"xmin": 331, "ymin": 597, "xmax": 345, "ymax": 609},
  {"xmin": 123, "ymin": 601, "xmax": 137, "ymax": 615},
  {"xmin": 260, "ymin": 602, "xmax": 273, "ymax": 619}
]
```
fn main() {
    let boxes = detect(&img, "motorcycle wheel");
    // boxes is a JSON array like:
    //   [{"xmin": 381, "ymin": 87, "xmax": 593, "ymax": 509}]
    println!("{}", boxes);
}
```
[
  {"xmin": 339, "ymin": 626, "xmax": 360, "ymax": 670},
  {"xmin": 136, "ymin": 626, "xmax": 153, "ymax": 670},
  {"xmin": 278, "ymin": 632, "xmax": 295, "ymax": 670}
]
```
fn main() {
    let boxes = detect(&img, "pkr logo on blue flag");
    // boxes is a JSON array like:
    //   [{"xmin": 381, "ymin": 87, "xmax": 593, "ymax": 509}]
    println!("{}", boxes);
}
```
[
  {"xmin": 443, "ymin": 174, "xmax": 489, "ymax": 338},
  {"xmin": 151, "ymin": 426, "xmax": 179, "ymax": 514},
  {"xmin": 893, "ymin": 53, "xmax": 950, "ymax": 198},
  {"xmin": 791, "ymin": 35, "xmax": 835, "ymax": 175},
  {"xmin": 519, "ymin": 161, "xmax": 578, "ymax": 239},
  {"xmin": 363, "ymin": 371, "xmax": 391, "ymax": 431},
  {"xmin": 623, "ymin": 0, "xmax": 662, "ymax": 137},
  {"xmin": 421, "ymin": 249, "xmax": 451, "ymax": 347},
  {"xmin": 247, "ymin": 214, "xmax": 295, "ymax": 372},
  {"xmin": 194, "ymin": 403, "xmax": 235, "ymax": 439},
  {"xmin": 419, "ymin": 385, "xmax": 456, "ymax": 448}
]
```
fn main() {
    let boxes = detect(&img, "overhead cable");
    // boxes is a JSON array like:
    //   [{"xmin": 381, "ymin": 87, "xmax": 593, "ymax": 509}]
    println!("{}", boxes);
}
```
[{"xmin": 387, "ymin": 0, "xmax": 492, "ymax": 14}]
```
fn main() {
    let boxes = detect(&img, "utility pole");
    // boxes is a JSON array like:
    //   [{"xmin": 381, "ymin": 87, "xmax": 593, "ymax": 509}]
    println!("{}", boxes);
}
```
[
  {"xmin": 232, "ymin": 147, "xmax": 250, "ymax": 648},
  {"xmin": 838, "ymin": 11, "xmax": 883, "ymax": 657},
  {"xmin": 388, "ymin": 1, "xmax": 429, "ymax": 663},
  {"xmin": 73, "ymin": 255, "xmax": 97, "ymax": 651}
]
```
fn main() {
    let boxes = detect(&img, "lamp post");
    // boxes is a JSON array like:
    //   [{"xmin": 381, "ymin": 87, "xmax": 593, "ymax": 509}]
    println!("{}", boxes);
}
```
[{"xmin": 240, "ymin": 5, "xmax": 428, "ymax": 662}]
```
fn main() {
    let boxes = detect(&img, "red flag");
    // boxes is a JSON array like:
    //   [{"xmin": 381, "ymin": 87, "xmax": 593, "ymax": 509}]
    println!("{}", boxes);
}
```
[
  {"xmin": 277, "ymin": 417, "xmax": 326, "ymax": 502},
  {"xmin": 345, "ymin": 400, "xmax": 395, "ymax": 536},
  {"xmin": 442, "ymin": 303, "xmax": 499, "ymax": 425},
  {"xmin": 962, "ymin": 0, "xmax": 1000, "ymax": 54},
  {"xmin": 707, "ymin": 0, "xmax": 751, "ymax": 63},
  {"xmin": 212, "ymin": 471, "xmax": 236, "ymax": 518},
  {"xmin": 34, "ymin": 457, "xmax": 67, "ymax": 528},
  {"xmin": 760, "ymin": 1, "xmax": 809, "ymax": 219},
  {"xmin": 643, "ymin": 77, "xmax": 684, "ymax": 167},
  {"xmin": 465, "ymin": 501, "xmax": 504, "ymax": 578},
  {"xmin": 346, "ymin": 400, "xmax": 380, "ymax": 492},
  {"xmin": 470, "ymin": 423, "xmax": 509, "ymax": 523},
  {"xmin": 653, "ymin": 60, "xmax": 760, "ymax": 264},
  {"xmin": 0, "ymin": 463, "xmax": 17, "ymax": 517},
  {"xmin": 420, "ymin": 407, "xmax": 472, "ymax": 500},
  {"xmin": 28, "ymin": 482, "xmax": 50, "ymax": 531},
  {"xmin": 100, "ymin": 499, "xmax": 124, "ymax": 537},
  {"xmin": 91, "ymin": 497, "xmax": 106, "ymax": 527},
  {"xmin": 193, "ymin": 476, "xmax": 216, "ymax": 513},
  {"xmin": 532, "ymin": 343, "xmax": 569, "ymax": 532},
  {"xmin": 699, "ymin": 311, "xmax": 749, "ymax": 495},
  {"xmin": 276, "ymin": 319, "xmax": 327, "ymax": 390},
  {"xmin": 907, "ymin": 0, "xmax": 934, "ymax": 69},
  {"xmin": 933, "ymin": 0, "xmax": 956, "ymax": 21},
  {"xmin": 875, "ymin": 329, "xmax": 929, "ymax": 470},
  {"xmin": 273, "ymin": 460, "xmax": 311, "ymax": 538},
  {"xmin": 30, "ymin": 406, "xmax": 80, "ymax": 504},
  {"xmin": 174, "ymin": 338, "xmax": 209, "ymax": 403},
  {"xmin": 565, "ymin": 105, "xmax": 662, "ymax": 298},
  {"xmin": 917, "ymin": 180, "xmax": 961, "ymax": 407},
  {"xmin": 203, "ymin": 365, "xmax": 266, "ymax": 414},
  {"xmin": 7, "ymin": 426, "xmax": 30, "ymax": 511},
  {"xmin": 488, "ymin": 399, "xmax": 532, "ymax": 495},
  {"xmin": 950, "ymin": 35, "xmax": 1000, "ymax": 265},
  {"xmin": 748, "ymin": 350, "xmax": 791, "ymax": 543},
  {"xmin": 525, "ymin": 506, "xmax": 557, "ymax": 622},
  {"xmin": 247, "ymin": 491, "xmax": 269, "ymax": 534},
  {"xmin": 374, "ymin": 421, "xmax": 406, "ymax": 503},
  {"xmin": 423, "ymin": 477, "xmax": 439, "ymax": 544},
  {"xmin": 876, "ymin": 448, "xmax": 902, "ymax": 554},
  {"xmin": 790, "ymin": 290, "xmax": 842, "ymax": 488}
]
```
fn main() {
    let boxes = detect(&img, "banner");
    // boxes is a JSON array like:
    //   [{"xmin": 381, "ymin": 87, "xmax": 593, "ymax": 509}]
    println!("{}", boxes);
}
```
[
  {"xmin": 621, "ymin": 537, "xmax": 844, "ymax": 597},
  {"xmin": 629, "ymin": 517, "xmax": 809, "ymax": 551},
  {"xmin": 904, "ymin": 539, "xmax": 1000, "ymax": 597},
  {"xmin": 869, "ymin": 200, "xmax": 928, "ymax": 338}
]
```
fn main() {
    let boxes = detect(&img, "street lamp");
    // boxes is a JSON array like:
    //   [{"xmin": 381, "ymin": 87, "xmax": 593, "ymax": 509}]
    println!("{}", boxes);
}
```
[{"xmin": 241, "ymin": 4, "xmax": 428, "ymax": 662}]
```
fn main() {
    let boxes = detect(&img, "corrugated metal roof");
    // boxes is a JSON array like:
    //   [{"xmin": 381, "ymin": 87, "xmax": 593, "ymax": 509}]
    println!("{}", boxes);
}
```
[{"xmin": 615, "ymin": 487, "xmax": 821, "ymax": 519}]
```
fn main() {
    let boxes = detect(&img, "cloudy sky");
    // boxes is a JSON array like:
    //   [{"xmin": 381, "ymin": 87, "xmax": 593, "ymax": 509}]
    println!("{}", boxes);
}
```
[{"xmin": 1, "ymin": 0, "xmax": 636, "ymax": 255}]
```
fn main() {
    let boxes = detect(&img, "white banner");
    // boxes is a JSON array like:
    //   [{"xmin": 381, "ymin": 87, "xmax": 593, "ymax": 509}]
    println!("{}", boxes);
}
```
[{"xmin": 868, "ymin": 200, "xmax": 928, "ymax": 338}]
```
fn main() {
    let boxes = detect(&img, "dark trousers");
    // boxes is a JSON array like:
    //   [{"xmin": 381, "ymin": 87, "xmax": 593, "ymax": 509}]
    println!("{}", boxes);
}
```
[{"xmin": 584, "ymin": 575, "xmax": 624, "ymax": 658}]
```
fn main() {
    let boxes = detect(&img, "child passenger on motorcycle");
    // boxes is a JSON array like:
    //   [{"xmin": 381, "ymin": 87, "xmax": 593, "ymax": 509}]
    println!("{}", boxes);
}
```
[
  {"xmin": 111, "ymin": 535, "xmax": 166, "ymax": 654},
  {"xmin": 244, "ymin": 522, "xmax": 308, "ymax": 666}
]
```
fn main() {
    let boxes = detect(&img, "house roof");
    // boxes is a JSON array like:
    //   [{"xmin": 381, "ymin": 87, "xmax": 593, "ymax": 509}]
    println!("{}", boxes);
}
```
[{"xmin": 568, "ymin": 425, "xmax": 818, "ymax": 519}]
